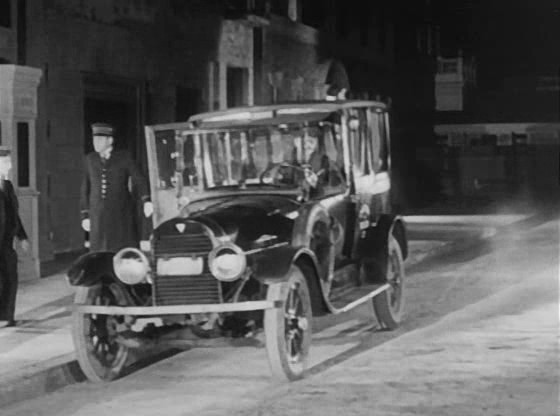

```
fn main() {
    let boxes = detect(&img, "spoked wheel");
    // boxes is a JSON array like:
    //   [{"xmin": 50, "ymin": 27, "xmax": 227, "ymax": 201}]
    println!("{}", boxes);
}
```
[
  {"xmin": 72, "ymin": 283, "xmax": 130, "ymax": 382},
  {"xmin": 373, "ymin": 235, "xmax": 405, "ymax": 330},
  {"xmin": 264, "ymin": 265, "xmax": 312, "ymax": 381}
]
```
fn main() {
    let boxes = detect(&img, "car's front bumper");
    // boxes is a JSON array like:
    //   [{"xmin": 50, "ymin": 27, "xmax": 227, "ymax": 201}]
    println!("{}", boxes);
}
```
[{"xmin": 73, "ymin": 300, "xmax": 283, "ymax": 316}]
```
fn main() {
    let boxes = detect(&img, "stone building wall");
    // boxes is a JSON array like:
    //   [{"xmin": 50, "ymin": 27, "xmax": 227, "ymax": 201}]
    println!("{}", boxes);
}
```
[
  {"xmin": 262, "ymin": 17, "xmax": 323, "ymax": 102},
  {"xmin": 24, "ymin": 2, "xmax": 224, "ymax": 259}
]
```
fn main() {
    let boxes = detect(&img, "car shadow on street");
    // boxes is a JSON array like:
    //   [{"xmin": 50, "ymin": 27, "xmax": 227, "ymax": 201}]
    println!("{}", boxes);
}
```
[{"xmin": 119, "ymin": 348, "xmax": 187, "ymax": 379}]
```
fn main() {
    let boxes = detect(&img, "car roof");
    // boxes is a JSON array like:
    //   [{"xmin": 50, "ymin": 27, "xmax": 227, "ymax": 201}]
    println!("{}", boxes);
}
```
[{"xmin": 187, "ymin": 100, "xmax": 388, "ymax": 129}]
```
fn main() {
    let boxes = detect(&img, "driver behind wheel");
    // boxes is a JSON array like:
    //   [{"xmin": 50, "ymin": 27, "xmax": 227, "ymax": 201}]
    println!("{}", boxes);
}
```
[{"xmin": 302, "ymin": 132, "xmax": 330, "ymax": 189}]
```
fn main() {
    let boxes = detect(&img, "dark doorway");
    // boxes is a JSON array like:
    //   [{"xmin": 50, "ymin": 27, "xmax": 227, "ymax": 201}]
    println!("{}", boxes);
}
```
[
  {"xmin": 82, "ymin": 74, "xmax": 144, "ymax": 165},
  {"xmin": 83, "ymin": 98, "xmax": 137, "ymax": 157},
  {"xmin": 0, "ymin": 0, "xmax": 11, "ymax": 28},
  {"xmin": 227, "ymin": 66, "xmax": 249, "ymax": 108},
  {"xmin": 175, "ymin": 86, "xmax": 202, "ymax": 121}
]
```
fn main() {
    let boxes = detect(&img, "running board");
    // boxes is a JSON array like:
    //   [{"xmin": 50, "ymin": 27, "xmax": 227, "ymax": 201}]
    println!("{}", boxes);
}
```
[{"xmin": 328, "ymin": 283, "xmax": 390, "ymax": 314}]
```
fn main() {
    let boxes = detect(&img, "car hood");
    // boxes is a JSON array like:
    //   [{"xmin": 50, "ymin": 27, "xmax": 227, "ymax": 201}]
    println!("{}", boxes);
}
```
[{"xmin": 155, "ymin": 195, "xmax": 301, "ymax": 251}]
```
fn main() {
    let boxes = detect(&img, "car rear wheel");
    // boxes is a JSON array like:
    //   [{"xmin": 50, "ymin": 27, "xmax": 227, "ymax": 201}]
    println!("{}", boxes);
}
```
[
  {"xmin": 72, "ymin": 283, "xmax": 130, "ymax": 382},
  {"xmin": 264, "ymin": 265, "xmax": 312, "ymax": 381},
  {"xmin": 372, "ymin": 235, "xmax": 405, "ymax": 329}
]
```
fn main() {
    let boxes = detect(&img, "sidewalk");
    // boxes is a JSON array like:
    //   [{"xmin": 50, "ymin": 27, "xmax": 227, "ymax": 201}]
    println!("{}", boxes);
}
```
[
  {"xmin": 0, "ymin": 206, "xmax": 545, "ymax": 408},
  {"xmin": 0, "ymin": 274, "xmax": 80, "ymax": 407}
]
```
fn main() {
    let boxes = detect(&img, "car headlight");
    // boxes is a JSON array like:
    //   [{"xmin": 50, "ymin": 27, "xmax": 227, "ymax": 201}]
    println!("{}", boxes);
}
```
[
  {"xmin": 208, "ymin": 243, "xmax": 246, "ymax": 282},
  {"xmin": 113, "ymin": 248, "xmax": 150, "ymax": 285}
]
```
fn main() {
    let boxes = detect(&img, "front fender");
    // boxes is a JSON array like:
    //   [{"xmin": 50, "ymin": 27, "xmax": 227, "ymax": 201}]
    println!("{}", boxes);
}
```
[
  {"xmin": 67, "ymin": 251, "xmax": 118, "ymax": 287},
  {"xmin": 251, "ymin": 245, "xmax": 318, "ymax": 283},
  {"xmin": 251, "ymin": 245, "xmax": 329, "ymax": 316}
]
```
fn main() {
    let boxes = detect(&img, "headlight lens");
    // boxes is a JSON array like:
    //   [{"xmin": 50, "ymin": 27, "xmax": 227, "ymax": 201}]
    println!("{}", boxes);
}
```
[
  {"xmin": 113, "ymin": 248, "xmax": 150, "ymax": 285},
  {"xmin": 208, "ymin": 243, "xmax": 246, "ymax": 282}
]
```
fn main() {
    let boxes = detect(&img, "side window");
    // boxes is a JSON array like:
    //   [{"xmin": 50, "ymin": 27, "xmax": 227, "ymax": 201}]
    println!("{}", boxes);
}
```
[
  {"xmin": 182, "ymin": 135, "xmax": 198, "ymax": 187},
  {"xmin": 349, "ymin": 108, "xmax": 370, "ymax": 177},
  {"xmin": 321, "ymin": 123, "xmax": 345, "ymax": 190},
  {"xmin": 323, "ymin": 125, "xmax": 338, "ymax": 164},
  {"xmin": 329, "ymin": 120, "xmax": 346, "ymax": 180},
  {"xmin": 229, "ymin": 131, "xmax": 244, "ymax": 180},
  {"xmin": 378, "ymin": 111, "xmax": 389, "ymax": 171},
  {"xmin": 207, "ymin": 133, "xmax": 228, "ymax": 185},
  {"xmin": 252, "ymin": 131, "xmax": 270, "ymax": 174},
  {"xmin": 155, "ymin": 130, "xmax": 177, "ymax": 189},
  {"xmin": 368, "ymin": 109, "xmax": 389, "ymax": 173}
]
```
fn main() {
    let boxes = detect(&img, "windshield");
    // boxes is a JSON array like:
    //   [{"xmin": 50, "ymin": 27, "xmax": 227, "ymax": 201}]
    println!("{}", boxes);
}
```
[{"xmin": 148, "ymin": 122, "xmax": 345, "ymax": 225}]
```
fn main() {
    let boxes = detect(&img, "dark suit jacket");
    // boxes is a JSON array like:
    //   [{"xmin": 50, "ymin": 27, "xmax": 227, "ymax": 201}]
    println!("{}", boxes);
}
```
[
  {"xmin": 0, "ymin": 179, "xmax": 27, "ymax": 253},
  {"xmin": 80, "ymin": 150, "xmax": 149, "ymax": 252}
]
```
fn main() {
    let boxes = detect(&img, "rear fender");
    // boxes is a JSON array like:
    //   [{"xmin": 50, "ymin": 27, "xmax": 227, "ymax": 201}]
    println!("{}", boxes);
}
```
[
  {"xmin": 67, "ymin": 251, "xmax": 118, "ymax": 287},
  {"xmin": 358, "ymin": 215, "xmax": 407, "ymax": 284}
]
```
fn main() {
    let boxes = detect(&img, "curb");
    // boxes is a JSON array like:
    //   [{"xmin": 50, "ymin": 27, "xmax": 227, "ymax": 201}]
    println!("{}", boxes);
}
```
[
  {"xmin": 403, "ymin": 214, "xmax": 529, "ymax": 226},
  {"xmin": 0, "ymin": 354, "xmax": 83, "ymax": 408}
]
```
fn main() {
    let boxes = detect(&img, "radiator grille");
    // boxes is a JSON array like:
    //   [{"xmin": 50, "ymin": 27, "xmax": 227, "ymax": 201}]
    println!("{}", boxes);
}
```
[
  {"xmin": 153, "ymin": 233, "xmax": 213, "ymax": 257},
  {"xmin": 154, "ymin": 274, "xmax": 220, "ymax": 306},
  {"xmin": 152, "ymin": 221, "xmax": 220, "ymax": 306}
]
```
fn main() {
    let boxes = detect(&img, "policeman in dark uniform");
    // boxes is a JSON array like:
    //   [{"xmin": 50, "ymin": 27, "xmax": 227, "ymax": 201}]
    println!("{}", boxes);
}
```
[
  {"xmin": 0, "ymin": 148, "xmax": 29, "ymax": 327},
  {"xmin": 80, "ymin": 123, "xmax": 153, "ymax": 252}
]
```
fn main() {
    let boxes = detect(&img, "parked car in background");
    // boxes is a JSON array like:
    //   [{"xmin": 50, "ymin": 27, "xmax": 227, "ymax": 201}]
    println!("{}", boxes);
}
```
[{"xmin": 67, "ymin": 100, "xmax": 408, "ymax": 382}]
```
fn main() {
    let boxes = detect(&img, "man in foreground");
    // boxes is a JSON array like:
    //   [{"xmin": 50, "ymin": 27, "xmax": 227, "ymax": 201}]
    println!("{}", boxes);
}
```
[{"xmin": 0, "ymin": 148, "xmax": 29, "ymax": 328}]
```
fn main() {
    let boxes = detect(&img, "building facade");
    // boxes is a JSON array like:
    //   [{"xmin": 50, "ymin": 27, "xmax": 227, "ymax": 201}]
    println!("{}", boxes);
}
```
[{"xmin": 0, "ymin": 0, "xmax": 434, "ymax": 278}]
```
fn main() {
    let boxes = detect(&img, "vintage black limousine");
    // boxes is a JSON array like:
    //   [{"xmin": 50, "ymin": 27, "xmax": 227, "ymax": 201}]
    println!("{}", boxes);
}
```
[{"xmin": 67, "ymin": 100, "xmax": 407, "ymax": 382}]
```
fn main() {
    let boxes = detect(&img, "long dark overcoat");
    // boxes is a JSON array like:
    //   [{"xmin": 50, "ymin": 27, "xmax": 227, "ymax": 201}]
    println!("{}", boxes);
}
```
[
  {"xmin": 80, "ymin": 150, "xmax": 149, "ymax": 252},
  {"xmin": 0, "ymin": 179, "xmax": 27, "ymax": 321}
]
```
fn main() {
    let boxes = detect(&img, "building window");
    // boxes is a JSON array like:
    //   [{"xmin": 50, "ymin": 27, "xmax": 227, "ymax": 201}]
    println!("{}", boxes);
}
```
[
  {"xmin": 17, "ymin": 122, "xmax": 30, "ymax": 187},
  {"xmin": 227, "ymin": 66, "xmax": 249, "ymax": 108},
  {"xmin": 0, "ymin": 0, "xmax": 11, "ymax": 27}
]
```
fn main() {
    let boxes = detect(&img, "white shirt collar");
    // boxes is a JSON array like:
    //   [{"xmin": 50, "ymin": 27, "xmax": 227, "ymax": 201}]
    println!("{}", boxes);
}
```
[{"xmin": 99, "ymin": 146, "xmax": 114, "ymax": 160}]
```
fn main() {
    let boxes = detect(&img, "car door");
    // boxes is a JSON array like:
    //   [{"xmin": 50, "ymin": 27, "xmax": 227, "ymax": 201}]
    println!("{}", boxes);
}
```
[{"xmin": 345, "ymin": 107, "xmax": 376, "ymax": 259}]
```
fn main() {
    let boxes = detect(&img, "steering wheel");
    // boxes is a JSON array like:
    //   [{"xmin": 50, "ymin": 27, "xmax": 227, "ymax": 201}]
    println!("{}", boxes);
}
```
[
  {"xmin": 260, "ymin": 162, "xmax": 326, "ymax": 191},
  {"xmin": 259, "ymin": 162, "xmax": 302, "ymax": 185}
]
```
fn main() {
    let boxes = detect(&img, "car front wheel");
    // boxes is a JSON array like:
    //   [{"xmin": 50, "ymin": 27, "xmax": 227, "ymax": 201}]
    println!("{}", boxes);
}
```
[
  {"xmin": 72, "ymin": 283, "xmax": 130, "ymax": 382},
  {"xmin": 264, "ymin": 265, "xmax": 312, "ymax": 381}
]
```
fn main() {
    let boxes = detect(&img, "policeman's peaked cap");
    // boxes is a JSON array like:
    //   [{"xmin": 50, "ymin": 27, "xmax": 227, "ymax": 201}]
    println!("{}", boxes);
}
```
[{"xmin": 91, "ymin": 122, "xmax": 114, "ymax": 137}]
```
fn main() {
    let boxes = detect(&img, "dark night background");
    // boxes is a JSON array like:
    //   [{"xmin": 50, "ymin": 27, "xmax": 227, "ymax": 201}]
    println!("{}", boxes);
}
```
[{"xmin": 436, "ymin": 0, "xmax": 560, "ymax": 99}]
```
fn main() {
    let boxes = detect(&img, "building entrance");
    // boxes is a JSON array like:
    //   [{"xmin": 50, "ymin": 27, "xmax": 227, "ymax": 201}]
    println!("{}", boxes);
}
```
[
  {"xmin": 83, "ymin": 98, "xmax": 136, "ymax": 156},
  {"xmin": 80, "ymin": 76, "xmax": 146, "ymax": 249}
]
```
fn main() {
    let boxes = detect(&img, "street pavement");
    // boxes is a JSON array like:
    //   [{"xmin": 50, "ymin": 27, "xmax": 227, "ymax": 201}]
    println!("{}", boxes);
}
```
[{"xmin": 0, "ymin": 200, "xmax": 550, "ymax": 410}]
